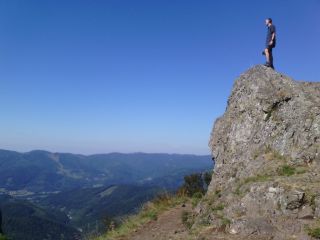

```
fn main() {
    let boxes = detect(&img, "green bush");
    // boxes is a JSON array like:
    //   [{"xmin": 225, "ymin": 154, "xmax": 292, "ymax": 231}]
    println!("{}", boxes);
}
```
[
  {"xmin": 182, "ymin": 173, "xmax": 205, "ymax": 197},
  {"xmin": 178, "ymin": 170, "xmax": 212, "ymax": 197}
]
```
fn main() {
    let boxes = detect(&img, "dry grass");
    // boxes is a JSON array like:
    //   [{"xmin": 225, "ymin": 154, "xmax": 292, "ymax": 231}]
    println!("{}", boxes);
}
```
[{"xmin": 93, "ymin": 192, "xmax": 188, "ymax": 240}]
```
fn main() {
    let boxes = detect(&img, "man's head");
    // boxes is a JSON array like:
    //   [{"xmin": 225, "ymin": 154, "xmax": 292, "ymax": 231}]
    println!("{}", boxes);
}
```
[{"xmin": 265, "ymin": 18, "xmax": 272, "ymax": 26}]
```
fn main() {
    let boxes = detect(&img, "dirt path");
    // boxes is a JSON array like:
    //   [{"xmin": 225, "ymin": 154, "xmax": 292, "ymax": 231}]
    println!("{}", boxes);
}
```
[
  {"xmin": 115, "ymin": 204, "xmax": 276, "ymax": 240},
  {"xmin": 121, "ymin": 203, "xmax": 192, "ymax": 240},
  {"xmin": 116, "ymin": 204, "xmax": 266, "ymax": 240}
]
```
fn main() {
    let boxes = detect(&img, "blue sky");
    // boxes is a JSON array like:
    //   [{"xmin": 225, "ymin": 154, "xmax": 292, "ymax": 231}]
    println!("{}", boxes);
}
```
[{"xmin": 0, "ymin": 0, "xmax": 319, "ymax": 155}]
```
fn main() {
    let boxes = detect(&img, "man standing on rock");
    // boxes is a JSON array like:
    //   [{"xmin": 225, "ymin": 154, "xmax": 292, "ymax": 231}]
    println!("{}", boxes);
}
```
[{"xmin": 263, "ymin": 18, "xmax": 276, "ymax": 69}]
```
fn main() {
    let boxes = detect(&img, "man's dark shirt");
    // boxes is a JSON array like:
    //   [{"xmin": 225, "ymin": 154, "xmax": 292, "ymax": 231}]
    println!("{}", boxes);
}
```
[{"xmin": 266, "ymin": 24, "xmax": 276, "ymax": 48}]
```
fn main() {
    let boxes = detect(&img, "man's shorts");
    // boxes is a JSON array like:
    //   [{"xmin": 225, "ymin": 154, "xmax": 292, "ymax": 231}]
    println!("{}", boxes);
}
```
[{"xmin": 265, "ymin": 44, "xmax": 275, "ymax": 51}]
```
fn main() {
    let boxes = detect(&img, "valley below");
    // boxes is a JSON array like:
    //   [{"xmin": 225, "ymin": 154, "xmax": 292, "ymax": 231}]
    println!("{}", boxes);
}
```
[{"xmin": 0, "ymin": 149, "xmax": 212, "ymax": 240}]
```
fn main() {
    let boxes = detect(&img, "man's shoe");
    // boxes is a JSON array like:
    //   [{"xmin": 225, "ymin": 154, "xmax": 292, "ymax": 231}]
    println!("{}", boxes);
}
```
[{"xmin": 264, "ymin": 62, "xmax": 271, "ymax": 67}]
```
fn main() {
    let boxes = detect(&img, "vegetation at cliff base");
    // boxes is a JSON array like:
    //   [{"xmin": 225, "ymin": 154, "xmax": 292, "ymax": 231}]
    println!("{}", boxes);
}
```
[
  {"xmin": 94, "ymin": 192, "xmax": 188, "ymax": 240},
  {"xmin": 93, "ymin": 170, "xmax": 212, "ymax": 240}
]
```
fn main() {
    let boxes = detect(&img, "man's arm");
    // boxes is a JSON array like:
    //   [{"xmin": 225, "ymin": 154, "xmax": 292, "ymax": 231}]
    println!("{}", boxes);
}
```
[
  {"xmin": 269, "ymin": 26, "xmax": 276, "ymax": 45},
  {"xmin": 270, "ymin": 32, "xmax": 275, "ymax": 43}
]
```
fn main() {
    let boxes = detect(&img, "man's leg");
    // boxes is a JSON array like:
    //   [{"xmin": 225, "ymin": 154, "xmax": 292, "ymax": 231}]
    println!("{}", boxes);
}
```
[
  {"xmin": 264, "ymin": 47, "xmax": 274, "ymax": 68},
  {"xmin": 269, "ymin": 48, "xmax": 274, "ymax": 69},
  {"xmin": 264, "ymin": 48, "xmax": 270, "ymax": 66}
]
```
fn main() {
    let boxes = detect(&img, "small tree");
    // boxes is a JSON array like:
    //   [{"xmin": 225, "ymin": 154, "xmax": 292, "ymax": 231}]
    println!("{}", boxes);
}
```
[
  {"xmin": 178, "ymin": 170, "xmax": 213, "ymax": 197},
  {"xmin": 181, "ymin": 173, "xmax": 205, "ymax": 197}
]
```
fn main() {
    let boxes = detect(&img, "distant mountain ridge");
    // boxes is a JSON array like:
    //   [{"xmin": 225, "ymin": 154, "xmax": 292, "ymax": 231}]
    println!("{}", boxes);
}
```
[{"xmin": 0, "ymin": 149, "xmax": 212, "ymax": 194}]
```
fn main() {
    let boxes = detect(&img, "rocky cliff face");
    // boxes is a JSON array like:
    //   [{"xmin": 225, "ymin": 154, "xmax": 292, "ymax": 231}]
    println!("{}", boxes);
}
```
[{"xmin": 195, "ymin": 65, "xmax": 320, "ymax": 239}]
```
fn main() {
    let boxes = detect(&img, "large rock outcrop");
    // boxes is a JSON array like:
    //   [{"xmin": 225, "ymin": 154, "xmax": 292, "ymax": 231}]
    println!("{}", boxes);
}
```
[{"xmin": 195, "ymin": 65, "xmax": 320, "ymax": 239}]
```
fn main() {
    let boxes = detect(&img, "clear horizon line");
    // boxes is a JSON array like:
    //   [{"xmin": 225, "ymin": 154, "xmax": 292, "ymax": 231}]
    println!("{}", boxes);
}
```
[{"xmin": 0, "ymin": 147, "xmax": 212, "ymax": 157}]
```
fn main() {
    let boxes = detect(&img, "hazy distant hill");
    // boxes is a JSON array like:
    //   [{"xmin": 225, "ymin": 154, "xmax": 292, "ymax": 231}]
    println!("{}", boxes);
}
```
[{"xmin": 0, "ymin": 149, "xmax": 212, "ymax": 193}]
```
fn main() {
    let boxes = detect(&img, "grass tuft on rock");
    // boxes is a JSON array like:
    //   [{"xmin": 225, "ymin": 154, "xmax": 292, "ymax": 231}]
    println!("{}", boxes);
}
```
[
  {"xmin": 306, "ymin": 226, "xmax": 320, "ymax": 238},
  {"xmin": 277, "ymin": 165, "xmax": 296, "ymax": 176}
]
